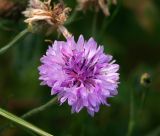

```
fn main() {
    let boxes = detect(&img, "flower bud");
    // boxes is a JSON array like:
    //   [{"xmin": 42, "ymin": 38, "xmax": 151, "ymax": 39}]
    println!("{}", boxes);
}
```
[{"xmin": 140, "ymin": 73, "xmax": 151, "ymax": 87}]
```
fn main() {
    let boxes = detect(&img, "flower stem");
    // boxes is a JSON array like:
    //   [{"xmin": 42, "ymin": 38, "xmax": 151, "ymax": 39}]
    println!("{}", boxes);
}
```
[
  {"xmin": 139, "ymin": 91, "xmax": 146, "ymax": 112},
  {"xmin": 0, "ymin": 107, "xmax": 53, "ymax": 136},
  {"xmin": 22, "ymin": 97, "xmax": 57, "ymax": 119},
  {"xmin": 0, "ymin": 28, "xmax": 28, "ymax": 55},
  {"xmin": 0, "ymin": 97, "xmax": 57, "ymax": 134},
  {"xmin": 99, "ymin": 0, "xmax": 121, "ymax": 39},
  {"xmin": 58, "ymin": 25, "xmax": 72, "ymax": 39},
  {"xmin": 139, "ymin": 88, "xmax": 149, "ymax": 114},
  {"xmin": 92, "ymin": 12, "xmax": 98, "ymax": 38},
  {"xmin": 65, "ymin": 9, "xmax": 79, "ymax": 25},
  {"xmin": 127, "ymin": 89, "xmax": 135, "ymax": 136}
]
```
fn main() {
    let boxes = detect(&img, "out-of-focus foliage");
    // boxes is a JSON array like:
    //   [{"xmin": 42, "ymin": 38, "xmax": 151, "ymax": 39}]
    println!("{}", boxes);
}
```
[{"xmin": 0, "ymin": 0, "xmax": 160, "ymax": 136}]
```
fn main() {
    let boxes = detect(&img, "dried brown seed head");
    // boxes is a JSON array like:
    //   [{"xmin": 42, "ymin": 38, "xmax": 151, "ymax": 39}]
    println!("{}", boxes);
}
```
[{"xmin": 22, "ymin": 0, "xmax": 71, "ymax": 38}]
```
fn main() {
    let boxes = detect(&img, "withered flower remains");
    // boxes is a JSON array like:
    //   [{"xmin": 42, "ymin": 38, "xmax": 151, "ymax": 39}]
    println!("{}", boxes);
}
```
[
  {"xmin": 23, "ymin": 0, "xmax": 71, "ymax": 38},
  {"xmin": 77, "ymin": 0, "xmax": 117, "ymax": 16}
]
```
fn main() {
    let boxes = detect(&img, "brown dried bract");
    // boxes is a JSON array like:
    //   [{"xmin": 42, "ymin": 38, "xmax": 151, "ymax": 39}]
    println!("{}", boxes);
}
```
[
  {"xmin": 77, "ymin": 0, "xmax": 117, "ymax": 16},
  {"xmin": 23, "ymin": 0, "xmax": 71, "ymax": 38}
]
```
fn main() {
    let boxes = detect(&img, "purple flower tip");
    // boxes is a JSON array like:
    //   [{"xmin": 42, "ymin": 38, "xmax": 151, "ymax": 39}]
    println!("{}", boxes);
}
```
[{"xmin": 38, "ymin": 35, "xmax": 120, "ymax": 116}]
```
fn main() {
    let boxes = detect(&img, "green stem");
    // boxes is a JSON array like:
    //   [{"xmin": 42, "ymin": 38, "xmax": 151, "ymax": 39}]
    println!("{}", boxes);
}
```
[
  {"xmin": 22, "ymin": 97, "xmax": 57, "ymax": 119},
  {"xmin": 99, "ymin": 0, "xmax": 121, "ymax": 39},
  {"xmin": 0, "ymin": 107, "xmax": 53, "ymax": 136},
  {"xmin": 65, "ymin": 9, "xmax": 79, "ymax": 25},
  {"xmin": 139, "ymin": 91, "xmax": 146, "ymax": 112},
  {"xmin": 19, "ymin": 125, "xmax": 38, "ymax": 136},
  {"xmin": 0, "ymin": 28, "xmax": 28, "ymax": 55},
  {"xmin": 92, "ymin": 13, "xmax": 98, "ymax": 38},
  {"xmin": 0, "ymin": 97, "xmax": 57, "ymax": 135},
  {"xmin": 139, "ymin": 88, "xmax": 149, "ymax": 114},
  {"xmin": 127, "ymin": 89, "xmax": 135, "ymax": 136}
]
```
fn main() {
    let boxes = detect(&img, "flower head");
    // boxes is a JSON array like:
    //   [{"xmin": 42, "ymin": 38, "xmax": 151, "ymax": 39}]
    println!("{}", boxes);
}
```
[
  {"xmin": 39, "ymin": 35, "xmax": 119, "ymax": 116},
  {"xmin": 22, "ymin": 0, "xmax": 71, "ymax": 37}
]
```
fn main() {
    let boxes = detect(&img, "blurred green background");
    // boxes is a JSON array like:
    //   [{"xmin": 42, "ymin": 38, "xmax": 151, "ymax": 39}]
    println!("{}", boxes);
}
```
[{"xmin": 0, "ymin": 0, "xmax": 160, "ymax": 136}]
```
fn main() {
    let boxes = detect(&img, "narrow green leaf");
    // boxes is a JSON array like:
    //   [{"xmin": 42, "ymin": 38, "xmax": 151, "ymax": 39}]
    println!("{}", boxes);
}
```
[{"xmin": 0, "ymin": 107, "xmax": 53, "ymax": 136}]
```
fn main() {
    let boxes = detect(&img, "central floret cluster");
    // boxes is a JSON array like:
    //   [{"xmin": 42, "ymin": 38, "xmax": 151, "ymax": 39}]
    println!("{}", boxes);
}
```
[{"xmin": 39, "ymin": 35, "xmax": 119, "ymax": 116}]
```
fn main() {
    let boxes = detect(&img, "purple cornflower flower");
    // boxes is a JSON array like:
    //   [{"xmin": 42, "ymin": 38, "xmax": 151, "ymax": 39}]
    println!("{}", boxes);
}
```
[{"xmin": 38, "ymin": 35, "xmax": 119, "ymax": 116}]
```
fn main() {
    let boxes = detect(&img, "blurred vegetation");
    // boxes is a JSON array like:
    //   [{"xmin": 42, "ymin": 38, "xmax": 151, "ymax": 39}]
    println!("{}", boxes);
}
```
[{"xmin": 0, "ymin": 0, "xmax": 160, "ymax": 136}]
